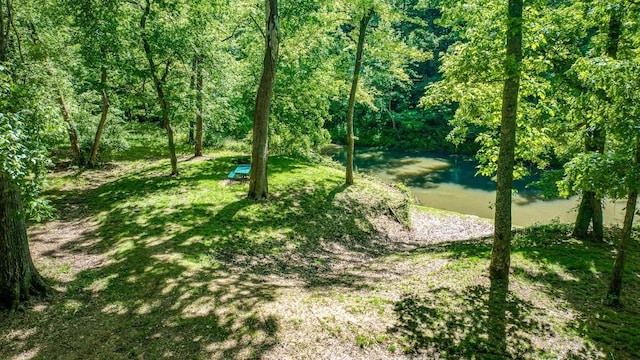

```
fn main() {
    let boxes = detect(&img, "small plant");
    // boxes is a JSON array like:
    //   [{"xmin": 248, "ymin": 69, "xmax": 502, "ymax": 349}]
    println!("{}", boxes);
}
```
[{"xmin": 355, "ymin": 334, "xmax": 369, "ymax": 348}]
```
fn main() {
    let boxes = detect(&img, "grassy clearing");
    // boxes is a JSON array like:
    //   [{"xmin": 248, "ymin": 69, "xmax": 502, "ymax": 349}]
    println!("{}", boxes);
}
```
[{"xmin": 1, "ymin": 136, "xmax": 639, "ymax": 359}]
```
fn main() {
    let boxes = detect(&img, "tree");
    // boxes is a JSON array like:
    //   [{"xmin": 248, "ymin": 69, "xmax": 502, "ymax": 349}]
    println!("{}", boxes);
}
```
[
  {"xmin": 572, "ymin": 4, "xmax": 623, "ymax": 242},
  {"xmin": 0, "ymin": 68, "xmax": 57, "ymax": 311},
  {"xmin": 135, "ymin": 0, "xmax": 179, "ymax": 175},
  {"xmin": 572, "ymin": 57, "xmax": 640, "ymax": 306},
  {"xmin": 184, "ymin": 0, "xmax": 226, "ymax": 157},
  {"xmin": 345, "ymin": 7, "xmax": 374, "ymax": 185},
  {"xmin": 561, "ymin": 1, "xmax": 640, "ymax": 304},
  {"xmin": 28, "ymin": 24, "xmax": 82, "ymax": 166},
  {"xmin": 325, "ymin": 0, "xmax": 436, "ymax": 152},
  {"xmin": 423, "ymin": 0, "xmax": 528, "ymax": 283},
  {"xmin": 266, "ymin": 0, "xmax": 339, "ymax": 158},
  {"xmin": 341, "ymin": 0, "xmax": 428, "ymax": 184},
  {"xmin": 63, "ymin": 0, "xmax": 122, "ymax": 167},
  {"xmin": 248, "ymin": 0, "xmax": 279, "ymax": 200},
  {"xmin": 0, "ymin": 175, "xmax": 50, "ymax": 311},
  {"xmin": 0, "ymin": 0, "xmax": 71, "ymax": 311},
  {"xmin": 193, "ymin": 55, "xmax": 204, "ymax": 157},
  {"xmin": 489, "ymin": 0, "xmax": 523, "ymax": 283}
]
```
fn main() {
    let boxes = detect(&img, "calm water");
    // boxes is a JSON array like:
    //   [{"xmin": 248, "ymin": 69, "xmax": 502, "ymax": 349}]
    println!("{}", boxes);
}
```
[{"xmin": 331, "ymin": 147, "xmax": 627, "ymax": 227}]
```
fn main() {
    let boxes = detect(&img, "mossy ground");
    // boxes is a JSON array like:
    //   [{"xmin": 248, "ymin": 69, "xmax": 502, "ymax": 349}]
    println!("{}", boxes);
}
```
[{"xmin": 1, "ymin": 132, "xmax": 639, "ymax": 359}]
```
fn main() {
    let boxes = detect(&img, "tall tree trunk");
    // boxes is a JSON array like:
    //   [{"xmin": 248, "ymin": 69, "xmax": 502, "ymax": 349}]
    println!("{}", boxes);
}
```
[
  {"xmin": 248, "ymin": 0, "xmax": 279, "ymax": 200},
  {"xmin": 591, "ymin": 192, "xmax": 604, "ymax": 241},
  {"xmin": 0, "ymin": 0, "xmax": 7, "ymax": 62},
  {"xmin": 606, "ymin": 4, "xmax": 622, "ymax": 59},
  {"xmin": 345, "ymin": 9, "xmax": 373, "ymax": 186},
  {"xmin": 140, "ymin": 0, "xmax": 178, "ymax": 175},
  {"xmin": 195, "ymin": 55, "xmax": 204, "ymax": 157},
  {"xmin": 573, "ymin": 8, "xmax": 620, "ymax": 241},
  {"xmin": 606, "ymin": 139, "xmax": 640, "ymax": 307},
  {"xmin": 573, "ymin": 192, "xmax": 594, "ymax": 239},
  {"xmin": 489, "ymin": 0, "xmax": 523, "ymax": 283},
  {"xmin": 5, "ymin": 0, "xmax": 23, "ymax": 64},
  {"xmin": 89, "ymin": 67, "xmax": 110, "ymax": 167},
  {"xmin": 607, "ymin": 189, "xmax": 637, "ymax": 307},
  {"xmin": 0, "ymin": 174, "xmax": 50, "ymax": 311},
  {"xmin": 188, "ymin": 56, "xmax": 196, "ymax": 144}
]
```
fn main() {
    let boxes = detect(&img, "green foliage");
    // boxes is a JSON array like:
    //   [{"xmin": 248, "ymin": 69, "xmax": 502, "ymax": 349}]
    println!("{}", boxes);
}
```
[
  {"xmin": 71, "ymin": 90, "xmax": 130, "ymax": 164},
  {"xmin": 559, "ymin": 52, "xmax": 640, "ymax": 199},
  {"xmin": 0, "ymin": 68, "xmax": 62, "ymax": 218},
  {"xmin": 324, "ymin": 0, "xmax": 440, "ymax": 151},
  {"xmin": 269, "ymin": 2, "xmax": 339, "ymax": 158},
  {"xmin": 11, "ymin": 0, "xmax": 640, "ymax": 216},
  {"xmin": 422, "ymin": 0, "xmax": 601, "ymax": 179}
]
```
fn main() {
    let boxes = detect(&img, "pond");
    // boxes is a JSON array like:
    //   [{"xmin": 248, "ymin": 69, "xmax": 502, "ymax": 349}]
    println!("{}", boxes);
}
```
[{"xmin": 330, "ymin": 147, "xmax": 627, "ymax": 227}]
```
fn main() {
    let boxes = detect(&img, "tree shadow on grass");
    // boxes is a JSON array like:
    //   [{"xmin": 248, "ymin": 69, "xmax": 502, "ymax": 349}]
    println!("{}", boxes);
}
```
[
  {"xmin": 390, "ymin": 279, "xmax": 552, "ymax": 359},
  {"xmin": 390, "ymin": 224, "xmax": 640, "ymax": 359},
  {"xmin": 3, "ymin": 155, "xmax": 415, "ymax": 359},
  {"xmin": 1, "ymin": 248, "xmax": 280, "ymax": 359},
  {"xmin": 508, "ymin": 224, "xmax": 640, "ymax": 359}
]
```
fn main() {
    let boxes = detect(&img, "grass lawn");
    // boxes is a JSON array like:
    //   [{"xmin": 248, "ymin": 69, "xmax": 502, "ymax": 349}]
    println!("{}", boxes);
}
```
[{"xmin": 1, "ymin": 136, "xmax": 639, "ymax": 359}]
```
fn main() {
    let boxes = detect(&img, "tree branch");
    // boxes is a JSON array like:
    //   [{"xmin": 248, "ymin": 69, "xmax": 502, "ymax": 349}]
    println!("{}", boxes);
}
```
[
  {"xmin": 7, "ymin": 0, "xmax": 24, "ymax": 64},
  {"xmin": 249, "ymin": 13, "xmax": 266, "ymax": 39},
  {"xmin": 222, "ymin": 20, "xmax": 245, "ymax": 42},
  {"xmin": 161, "ymin": 54, "xmax": 173, "ymax": 84}
]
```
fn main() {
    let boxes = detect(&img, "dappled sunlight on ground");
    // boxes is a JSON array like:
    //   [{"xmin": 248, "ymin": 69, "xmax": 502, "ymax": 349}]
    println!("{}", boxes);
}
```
[{"xmin": 2, "ymin": 155, "xmax": 639, "ymax": 359}]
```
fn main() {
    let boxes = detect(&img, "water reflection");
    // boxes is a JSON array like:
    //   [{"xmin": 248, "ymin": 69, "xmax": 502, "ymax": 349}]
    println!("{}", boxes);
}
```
[{"xmin": 331, "ymin": 148, "xmax": 627, "ymax": 227}]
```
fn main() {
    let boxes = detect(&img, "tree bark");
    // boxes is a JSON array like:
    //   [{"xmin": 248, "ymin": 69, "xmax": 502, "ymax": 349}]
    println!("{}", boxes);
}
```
[
  {"xmin": 591, "ymin": 193, "xmax": 604, "ymax": 241},
  {"xmin": 248, "ymin": 0, "xmax": 279, "ymax": 200},
  {"xmin": 606, "ymin": 140, "xmax": 640, "ymax": 307},
  {"xmin": 195, "ymin": 55, "xmax": 204, "ymax": 157},
  {"xmin": 140, "ymin": 0, "xmax": 178, "ymax": 175},
  {"xmin": 0, "ymin": 174, "xmax": 50, "ymax": 311},
  {"xmin": 573, "ymin": 193, "xmax": 593, "ymax": 238},
  {"xmin": 0, "ymin": 0, "xmax": 18, "ymax": 63},
  {"xmin": 0, "ymin": 0, "xmax": 7, "ymax": 62},
  {"xmin": 345, "ymin": 9, "xmax": 373, "ymax": 186},
  {"xmin": 188, "ymin": 56, "xmax": 196, "ymax": 145},
  {"xmin": 574, "ymin": 192, "xmax": 604, "ymax": 242},
  {"xmin": 489, "ymin": 0, "xmax": 523, "ymax": 283}
]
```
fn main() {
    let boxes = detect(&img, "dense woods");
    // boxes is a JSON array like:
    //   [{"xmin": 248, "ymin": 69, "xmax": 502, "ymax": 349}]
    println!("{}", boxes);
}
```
[{"xmin": 1, "ymin": 0, "xmax": 640, "ymax": 357}]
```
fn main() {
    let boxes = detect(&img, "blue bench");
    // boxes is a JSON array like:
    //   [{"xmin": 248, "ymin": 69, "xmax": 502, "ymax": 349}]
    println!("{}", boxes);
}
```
[{"xmin": 228, "ymin": 164, "xmax": 251, "ymax": 180}]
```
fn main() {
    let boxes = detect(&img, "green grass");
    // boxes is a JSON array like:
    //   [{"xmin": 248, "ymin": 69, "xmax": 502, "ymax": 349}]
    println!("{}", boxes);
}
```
[
  {"xmin": 384, "ymin": 225, "xmax": 640, "ymax": 359},
  {"xmin": 2, "ymin": 135, "xmax": 639, "ymax": 359}
]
